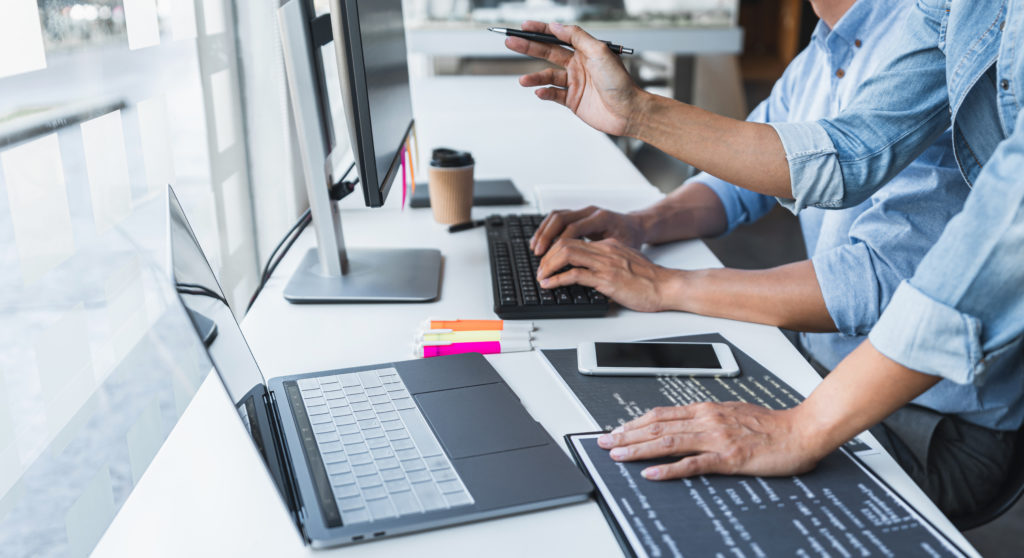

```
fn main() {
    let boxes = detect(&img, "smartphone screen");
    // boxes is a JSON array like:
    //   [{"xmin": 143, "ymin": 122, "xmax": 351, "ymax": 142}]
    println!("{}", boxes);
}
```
[{"xmin": 594, "ymin": 342, "xmax": 721, "ymax": 369}]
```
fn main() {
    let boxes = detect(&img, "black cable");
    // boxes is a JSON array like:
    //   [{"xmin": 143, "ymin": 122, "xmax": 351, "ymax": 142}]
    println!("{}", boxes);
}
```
[
  {"xmin": 247, "ymin": 162, "xmax": 357, "ymax": 312},
  {"xmin": 176, "ymin": 282, "xmax": 229, "ymax": 306}
]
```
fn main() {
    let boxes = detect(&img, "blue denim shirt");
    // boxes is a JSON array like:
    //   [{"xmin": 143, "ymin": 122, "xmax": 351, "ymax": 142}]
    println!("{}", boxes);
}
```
[
  {"xmin": 770, "ymin": 0, "xmax": 1024, "ymax": 430},
  {"xmin": 684, "ymin": 0, "xmax": 1013, "ymax": 428}
]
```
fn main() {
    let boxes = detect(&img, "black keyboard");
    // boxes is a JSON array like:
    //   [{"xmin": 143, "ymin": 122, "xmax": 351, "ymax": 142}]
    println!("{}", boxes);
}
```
[{"xmin": 485, "ymin": 214, "xmax": 610, "ymax": 319}]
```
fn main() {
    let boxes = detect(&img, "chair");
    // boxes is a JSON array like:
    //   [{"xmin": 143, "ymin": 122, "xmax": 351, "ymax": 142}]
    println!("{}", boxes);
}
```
[{"xmin": 951, "ymin": 426, "xmax": 1024, "ymax": 530}]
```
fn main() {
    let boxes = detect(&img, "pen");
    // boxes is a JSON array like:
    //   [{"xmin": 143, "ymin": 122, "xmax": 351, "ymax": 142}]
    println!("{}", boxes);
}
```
[
  {"xmin": 425, "ymin": 319, "xmax": 535, "ymax": 332},
  {"xmin": 488, "ymin": 27, "xmax": 634, "ymax": 56},
  {"xmin": 419, "ymin": 330, "xmax": 533, "ymax": 344},
  {"xmin": 449, "ymin": 219, "xmax": 485, "ymax": 233},
  {"xmin": 414, "ymin": 340, "xmax": 533, "ymax": 358}
]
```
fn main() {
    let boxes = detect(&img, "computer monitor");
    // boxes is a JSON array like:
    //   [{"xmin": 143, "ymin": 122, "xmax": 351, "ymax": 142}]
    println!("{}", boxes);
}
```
[{"xmin": 277, "ymin": 0, "xmax": 441, "ymax": 303}]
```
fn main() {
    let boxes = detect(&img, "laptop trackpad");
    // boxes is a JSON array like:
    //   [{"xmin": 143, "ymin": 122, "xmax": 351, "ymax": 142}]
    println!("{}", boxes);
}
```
[{"xmin": 415, "ymin": 383, "xmax": 550, "ymax": 459}]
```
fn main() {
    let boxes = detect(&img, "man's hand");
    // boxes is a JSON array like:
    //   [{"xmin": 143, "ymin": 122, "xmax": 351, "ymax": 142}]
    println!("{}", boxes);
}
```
[
  {"xmin": 505, "ymin": 21, "xmax": 646, "ymax": 137},
  {"xmin": 596, "ymin": 403, "xmax": 824, "ymax": 480},
  {"xmin": 536, "ymin": 237, "xmax": 676, "ymax": 312},
  {"xmin": 530, "ymin": 206, "xmax": 645, "ymax": 256}
]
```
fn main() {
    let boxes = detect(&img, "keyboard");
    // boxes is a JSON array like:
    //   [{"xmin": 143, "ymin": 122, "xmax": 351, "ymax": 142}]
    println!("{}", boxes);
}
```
[
  {"xmin": 485, "ymin": 214, "xmax": 610, "ymax": 319},
  {"xmin": 290, "ymin": 368, "xmax": 473, "ymax": 527}
]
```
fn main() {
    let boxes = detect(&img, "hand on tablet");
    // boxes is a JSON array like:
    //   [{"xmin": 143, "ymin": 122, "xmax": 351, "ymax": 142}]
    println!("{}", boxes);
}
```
[{"xmin": 596, "ymin": 402, "xmax": 824, "ymax": 479}]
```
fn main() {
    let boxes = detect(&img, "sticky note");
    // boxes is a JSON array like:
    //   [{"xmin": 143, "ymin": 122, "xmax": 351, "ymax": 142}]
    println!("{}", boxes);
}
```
[
  {"xmin": 1, "ymin": 134, "xmax": 75, "ymax": 285},
  {"xmin": 137, "ymin": 96, "xmax": 176, "ymax": 192},
  {"xmin": 123, "ymin": 0, "xmax": 161, "ymax": 50},
  {"xmin": 81, "ymin": 111, "xmax": 133, "ymax": 234},
  {"xmin": 0, "ymin": 0, "xmax": 46, "ymax": 78}
]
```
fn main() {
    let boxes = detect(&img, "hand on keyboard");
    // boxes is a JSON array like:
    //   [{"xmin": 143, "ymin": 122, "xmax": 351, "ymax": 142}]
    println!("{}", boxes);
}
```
[
  {"xmin": 536, "ymin": 237, "xmax": 676, "ymax": 313},
  {"xmin": 530, "ymin": 206, "xmax": 645, "ymax": 256}
]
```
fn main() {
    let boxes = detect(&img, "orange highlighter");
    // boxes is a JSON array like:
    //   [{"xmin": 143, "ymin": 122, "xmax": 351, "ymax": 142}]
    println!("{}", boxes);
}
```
[{"xmin": 424, "ymin": 319, "xmax": 534, "ymax": 333}]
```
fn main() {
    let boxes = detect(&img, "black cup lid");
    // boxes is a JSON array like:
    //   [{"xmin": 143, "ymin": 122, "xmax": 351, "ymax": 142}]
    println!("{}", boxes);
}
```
[{"xmin": 430, "ymin": 148, "xmax": 474, "ymax": 168}]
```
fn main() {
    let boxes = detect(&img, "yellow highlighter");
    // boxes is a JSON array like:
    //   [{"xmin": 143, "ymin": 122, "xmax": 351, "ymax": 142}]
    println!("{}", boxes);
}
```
[{"xmin": 419, "ymin": 330, "xmax": 532, "ymax": 344}]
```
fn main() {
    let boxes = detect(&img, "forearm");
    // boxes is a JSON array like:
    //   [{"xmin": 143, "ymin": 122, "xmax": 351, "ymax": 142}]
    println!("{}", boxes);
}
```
[
  {"xmin": 793, "ymin": 340, "xmax": 940, "ymax": 457},
  {"xmin": 627, "ymin": 92, "xmax": 792, "ymax": 199},
  {"xmin": 662, "ymin": 260, "xmax": 837, "ymax": 332},
  {"xmin": 631, "ymin": 182, "xmax": 729, "ymax": 244}
]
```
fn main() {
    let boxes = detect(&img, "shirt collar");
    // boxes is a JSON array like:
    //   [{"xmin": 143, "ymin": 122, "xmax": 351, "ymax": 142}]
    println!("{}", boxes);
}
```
[{"xmin": 811, "ymin": 0, "xmax": 885, "ymax": 50}]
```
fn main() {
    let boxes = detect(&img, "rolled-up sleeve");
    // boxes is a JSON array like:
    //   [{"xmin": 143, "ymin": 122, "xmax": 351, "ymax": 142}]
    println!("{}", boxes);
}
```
[
  {"xmin": 771, "ymin": 1, "xmax": 951, "ymax": 212},
  {"xmin": 812, "ymin": 134, "xmax": 966, "ymax": 335},
  {"xmin": 869, "ymin": 110, "xmax": 1024, "ymax": 384}
]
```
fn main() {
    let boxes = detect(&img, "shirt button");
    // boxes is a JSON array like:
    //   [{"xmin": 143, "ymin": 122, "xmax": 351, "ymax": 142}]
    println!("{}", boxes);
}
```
[
  {"xmin": 835, "ymin": 68, "xmax": 846, "ymax": 78},
  {"xmin": 1000, "ymin": 20, "xmax": 1006, "ymax": 31},
  {"xmin": 854, "ymin": 39, "xmax": 862, "ymax": 47},
  {"xmin": 1001, "ymin": 79, "xmax": 1010, "ymax": 90}
]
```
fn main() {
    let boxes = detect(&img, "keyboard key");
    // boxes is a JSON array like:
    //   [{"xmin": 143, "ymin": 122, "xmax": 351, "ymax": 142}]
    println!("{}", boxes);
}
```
[
  {"xmin": 347, "ymin": 392, "xmax": 368, "ymax": 403},
  {"xmin": 398, "ymin": 409, "xmax": 444, "ymax": 457},
  {"xmin": 402, "ymin": 458, "xmax": 426, "ymax": 472},
  {"xmin": 332, "ymin": 472, "xmax": 356, "ymax": 487},
  {"xmin": 372, "ymin": 402, "xmax": 395, "ymax": 413},
  {"xmin": 371, "ymin": 447, "xmax": 395, "ymax": 459},
  {"xmin": 432, "ymin": 467, "xmax": 458, "ymax": 482},
  {"xmin": 381, "ymin": 468, "xmax": 405, "ymax": 482},
  {"xmin": 386, "ymin": 479, "xmax": 412, "ymax": 493},
  {"xmin": 387, "ymin": 429, "xmax": 409, "ymax": 441},
  {"xmin": 412, "ymin": 482, "xmax": 447, "ymax": 511},
  {"xmin": 344, "ymin": 385, "xmax": 364, "ymax": 395},
  {"xmin": 337, "ymin": 423, "xmax": 360, "ymax": 435},
  {"xmin": 425, "ymin": 455, "xmax": 449, "ymax": 470},
  {"xmin": 354, "ymin": 410, "xmax": 376, "ymax": 420},
  {"xmin": 363, "ymin": 427, "xmax": 386, "ymax": 440},
  {"xmin": 367, "ymin": 437, "xmax": 390, "ymax": 449},
  {"xmin": 357, "ymin": 418, "xmax": 381, "ymax": 430},
  {"xmin": 328, "ymin": 398, "xmax": 351, "ymax": 410},
  {"xmin": 341, "ymin": 507, "xmax": 370, "ymax": 524},
  {"xmin": 382, "ymin": 419, "xmax": 405, "ymax": 431},
  {"xmin": 344, "ymin": 442, "xmax": 369, "ymax": 455},
  {"xmin": 313, "ymin": 422, "xmax": 336, "ymax": 434},
  {"xmin": 304, "ymin": 396, "xmax": 327, "ymax": 407},
  {"xmin": 407, "ymin": 469, "xmax": 432, "ymax": 483},
  {"xmin": 390, "ymin": 490, "xmax": 422, "ymax": 515},
  {"xmin": 333, "ymin": 413, "xmax": 356, "ymax": 426},
  {"xmin": 365, "ymin": 386, "xmax": 387, "ymax": 397},
  {"xmin": 350, "ymin": 401, "xmax": 372, "ymax": 412},
  {"xmin": 367, "ymin": 498, "xmax": 397, "ymax": 520},
  {"xmin": 297, "ymin": 378, "xmax": 320, "ymax": 390},
  {"xmin": 437, "ymin": 479, "xmax": 463, "ymax": 494},
  {"xmin": 377, "ymin": 457, "xmax": 401, "ymax": 470},
  {"xmin": 392, "ymin": 438, "xmax": 415, "ymax": 451},
  {"xmin": 338, "ymin": 374, "xmax": 360, "ymax": 387},
  {"xmin": 326, "ymin": 462, "xmax": 352, "ymax": 475},
  {"xmin": 325, "ymin": 391, "xmax": 347, "ymax": 402},
  {"xmin": 353, "ymin": 463, "xmax": 377, "ymax": 477},
  {"xmin": 338, "ymin": 496, "xmax": 365, "ymax": 511},
  {"xmin": 334, "ymin": 483, "xmax": 360, "ymax": 498},
  {"xmin": 363, "ymin": 485, "xmax": 388, "ymax": 501},
  {"xmin": 320, "ymin": 441, "xmax": 343, "ymax": 453},
  {"xmin": 340, "ymin": 433, "xmax": 363, "ymax": 445},
  {"xmin": 445, "ymin": 491, "xmax": 473, "ymax": 507},
  {"xmin": 350, "ymin": 452, "xmax": 373, "ymax": 466},
  {"xmin": 395, "ymin": 448, "xmax": 419, "ymax": 461},
  {"xmin": 392, "ymin": 397, "xmax": 416, "ymax": 410},
  {"xmin": 315, "ymin": 431, "xmax": 339, "ymax": 444},
  {"xmin": 310, "ymin": 413, "xmax": 333, "ymax": 425},
  {"xmin": 322, "ymin": 450, "xmax": 346, "ymax": 464},
  {"xmin": 380, "ymin": 374, "xmax": 401, "ymax": 384},
  {"xmin": 357, "ymin": 474, "xmax": 383, "ymax": 489}
]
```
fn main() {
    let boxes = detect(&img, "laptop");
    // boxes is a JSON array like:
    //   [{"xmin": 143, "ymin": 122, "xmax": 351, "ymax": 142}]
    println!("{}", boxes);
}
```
[{"xmin": 166, "ymin": 187, "xmax": 592, "ymax": 548}]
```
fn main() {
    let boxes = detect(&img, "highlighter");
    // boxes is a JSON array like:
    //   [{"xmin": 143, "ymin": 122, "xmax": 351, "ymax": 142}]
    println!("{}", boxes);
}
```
[
  {"xmin": 413, "ymin": 340, "xmax": 533, "ymax": 358},
  {"xmin": 424, "ymin": 319, "xmax": 534, "ymax": 332},
  {"xmin": 419, "ymin": 330, "xmax": 533, "ymax": 344}
]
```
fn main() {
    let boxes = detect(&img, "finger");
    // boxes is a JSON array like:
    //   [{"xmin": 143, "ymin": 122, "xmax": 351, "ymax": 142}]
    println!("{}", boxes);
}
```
[
  {"xmin": 562, "ymin": 211, "xmax": 611, "ymax": 241},
  {"xmin": 536, "ymin": 239, "xmax": 599, "ymax": 281},
  {"xmin": 504, "ymin": 36, "xmax": 573, "ymax": 67},
  {"xmin": 642, "ymin": 453, "xmax": 724, "ymax": 480},
  {"xmin": 538, "ymin": 266, "xmax": 598, "ymax": 291},
  {"xmin": 518, "ymin": 67, "xmax": 568, "ymax": 88},
  {"xmin": 520, "ymin": 20, "xmax": 549, "ymax": 33},
  {"xmin": 598, "ymin": 416, "xmax": 706, "ymax": 449},
  {"xmin": 619, "ymin": 405, "xmax": 701, "ymax": 433},
  {"xmin": 548, "ymin": 22, "xmax": 609, "ymax": 59},
  {"xmin": 607, "ymin": 431, "xmax": 704, "ymax": 461},
  {"xmin": 535, "ymin": 86, "xmax": 567, "ymax": 106},
  {"xmin": 532, "ymin": 206, "xmax": 597, "ymax": 255}
]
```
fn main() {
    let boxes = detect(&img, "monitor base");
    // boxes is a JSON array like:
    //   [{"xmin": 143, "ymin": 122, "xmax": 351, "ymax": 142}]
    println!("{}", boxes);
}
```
[{"xmin": 283, "ymin": 248, "xmax": 442, "ymax": 303}]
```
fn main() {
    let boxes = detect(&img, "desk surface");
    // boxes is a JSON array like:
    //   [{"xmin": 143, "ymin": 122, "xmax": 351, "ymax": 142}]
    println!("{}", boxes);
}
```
[{"xmin": 94, "ymin": 77, "xmax": 978, "ymax": 557}]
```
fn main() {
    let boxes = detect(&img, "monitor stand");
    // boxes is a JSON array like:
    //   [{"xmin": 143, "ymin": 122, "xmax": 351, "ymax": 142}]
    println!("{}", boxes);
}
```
[{"xmin": 283, "ymin": 247, "xmax": 441, "ymax": 303}]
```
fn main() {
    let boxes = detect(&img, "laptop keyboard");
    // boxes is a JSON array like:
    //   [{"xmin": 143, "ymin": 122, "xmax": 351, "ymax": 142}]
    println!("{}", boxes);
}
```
[{"xmin": 296, "ymin": 368, "xmax": 474, "ymax": 526}]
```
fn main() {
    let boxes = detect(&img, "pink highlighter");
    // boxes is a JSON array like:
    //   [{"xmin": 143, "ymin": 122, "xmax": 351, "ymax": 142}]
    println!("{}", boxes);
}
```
[{"xmin": 415, "ymin": 340, "xmax": 532, "ymax": 358}]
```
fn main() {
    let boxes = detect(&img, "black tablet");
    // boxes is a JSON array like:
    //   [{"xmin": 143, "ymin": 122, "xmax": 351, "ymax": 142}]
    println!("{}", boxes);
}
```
[{"xmin": 410, "ymin": 178, "xmax": 524, "ymax": 208}]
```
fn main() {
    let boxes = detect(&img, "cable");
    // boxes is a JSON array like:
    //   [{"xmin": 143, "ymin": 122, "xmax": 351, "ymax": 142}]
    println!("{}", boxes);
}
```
[
  {"xmin": 176, "ymin": 282, "xmax": 229, "ymax": 306},
  {"xmin": 247, "ymin": 162, "xmax": 357, "ymax": 312}
]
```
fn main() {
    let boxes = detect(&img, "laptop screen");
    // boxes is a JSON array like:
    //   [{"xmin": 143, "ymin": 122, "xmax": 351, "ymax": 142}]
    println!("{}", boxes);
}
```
[{"xmin": 168, "ymin": 187, "xmax": 297, "ymax": 514}]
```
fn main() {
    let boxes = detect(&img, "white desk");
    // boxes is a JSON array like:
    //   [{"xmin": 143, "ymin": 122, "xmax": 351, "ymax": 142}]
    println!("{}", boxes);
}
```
[{"xmin": 94, "ymin": 77, "xmax": 978, "ymax": 557}]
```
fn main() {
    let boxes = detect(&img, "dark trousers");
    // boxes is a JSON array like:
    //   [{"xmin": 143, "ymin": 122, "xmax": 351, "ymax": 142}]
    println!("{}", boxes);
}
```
[{"xmin": 783, "ymin": 330, "xmax": 1016, "ymax": 517}]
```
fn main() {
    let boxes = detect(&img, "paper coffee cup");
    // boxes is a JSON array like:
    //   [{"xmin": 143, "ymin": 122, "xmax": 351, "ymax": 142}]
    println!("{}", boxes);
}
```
[{"xmin": 428, "ymin": 148, "xmax": 475, "ymax": 225}]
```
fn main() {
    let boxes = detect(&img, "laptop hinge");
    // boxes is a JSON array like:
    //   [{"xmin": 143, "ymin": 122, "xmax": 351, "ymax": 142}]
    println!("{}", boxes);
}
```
[{"xmin": 266, "ymin": 389, "xmax": 310, "ymax": 542}]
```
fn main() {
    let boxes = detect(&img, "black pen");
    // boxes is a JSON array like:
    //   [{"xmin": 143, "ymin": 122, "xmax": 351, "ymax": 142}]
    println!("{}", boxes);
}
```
[
  {"xmin": 488, "ymin": 27, "xmax": 634, "ymax": 55},
  {"xmin": 449, "ymin": 219, "xmax": 486, "ymax": 233}
]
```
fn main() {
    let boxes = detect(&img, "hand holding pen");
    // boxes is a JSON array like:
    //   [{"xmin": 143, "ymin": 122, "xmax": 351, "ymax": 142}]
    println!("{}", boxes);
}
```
[
  {"xmin": 489, "ymin": 27, "xmax": 633, "ymax": 55},
  {"xmin": 502, "ymin": 21, "xmax": 644, "ymax": 138}
]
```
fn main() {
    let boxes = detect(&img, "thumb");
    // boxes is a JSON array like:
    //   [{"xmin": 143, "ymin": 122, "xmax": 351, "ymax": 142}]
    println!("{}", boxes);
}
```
[{"xmin": 549, "ymin": 23, "xmax": 607, "ymax": 57}]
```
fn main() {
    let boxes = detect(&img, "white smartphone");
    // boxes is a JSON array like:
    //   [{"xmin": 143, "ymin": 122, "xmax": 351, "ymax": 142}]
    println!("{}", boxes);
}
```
[{"xmin": 576, "ymin": 341, "xmax": 740, "ymax": 377}]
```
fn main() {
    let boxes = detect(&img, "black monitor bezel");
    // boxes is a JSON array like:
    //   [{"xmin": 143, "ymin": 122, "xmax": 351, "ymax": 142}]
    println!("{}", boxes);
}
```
[{"xmin": 336, "ymin": 0, "xmax": 414, "ymax": 208}]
